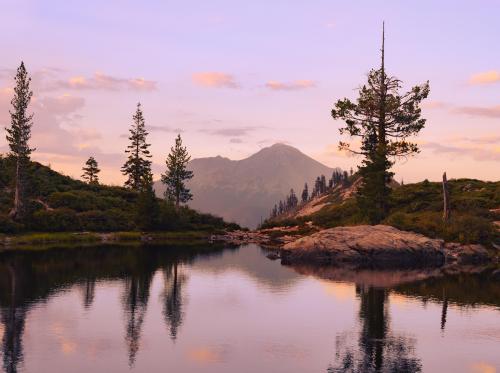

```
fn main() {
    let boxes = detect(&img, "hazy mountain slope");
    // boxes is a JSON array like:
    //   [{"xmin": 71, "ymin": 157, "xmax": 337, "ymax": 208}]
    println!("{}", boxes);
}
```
[{"xmin": 155, "ymin": 143, "xmax": 337, "ymax": 228}]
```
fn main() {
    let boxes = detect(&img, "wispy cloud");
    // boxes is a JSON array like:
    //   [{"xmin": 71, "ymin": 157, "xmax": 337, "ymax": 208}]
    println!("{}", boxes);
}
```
[
  {"xmin": 421, "ymin": 100, "xmax": 450, "ymax": 110},
  {"xmin": 422, "ymin": 141, "xmax": 499, "ymax": 162},
  {"xmin": 229, "ymin": 138, "xmax": 243, "ymax": 144},
  {"xmin": 265, "ymin": 80, "xmax": 316, "ymax": 91},
  {"xmin": 200, "ymin": 126, "xmax": 263, "ymax": 137},
  {"xmin": 147, "ymin": 125, "xmax": 184, "ymax": 133},
  {"xmin": 453, "ymin": 105, "xmax": 500, "ymax": 118},
  {"xmin": 469, "ymin": 70, "xmax": 500, "ymax": 85},
  {"xmin": 0, "ymin": 68, "xmax": 158, "ymax": 92},
  {"xmin": 421, "ymin": 99, "xmax": 500, "ymax": 119},
  {"xmin": 192, "ymin": 72, "xmax": 239, "ymax": 88},
  {"xmin": 56, "ymin": 73, "xmax": 157, "ymax": 91}
]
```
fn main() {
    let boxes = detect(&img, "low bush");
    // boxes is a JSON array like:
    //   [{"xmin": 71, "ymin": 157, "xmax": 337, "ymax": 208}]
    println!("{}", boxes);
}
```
[
  {"xmin": 31, "ymin": 208, "xmax": 80, "ymax": 232},
  {"xmin": 384, "ymin": 211, "xmax": 495, "ymax": 245},
  {"xmin": 0, "ymin": 214, "xmax": 24, "ymax": 234}
]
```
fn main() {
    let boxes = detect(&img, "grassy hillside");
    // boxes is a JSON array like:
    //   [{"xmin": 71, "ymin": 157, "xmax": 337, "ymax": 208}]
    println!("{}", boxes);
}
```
[
  {"xmin": 0, "ymin": 156, "xmax": 239, "ymax": 233},
  {"xmin": 262, "ymin": 176, "xmax": 500, "ymax": 246}
]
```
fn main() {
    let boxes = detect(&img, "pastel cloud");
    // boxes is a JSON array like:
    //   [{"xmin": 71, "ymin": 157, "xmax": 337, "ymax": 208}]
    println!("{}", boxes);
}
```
[
  {"xmin": 192, "ymin": 72, "xmax": 239, "ymax": 88},
  {"xmin": 453, "ymin": 105, "xmax": 500, "ymax": 118},
  {"xmin": 265, "ymin": 80, "xmax": 316, "ymax": 91},
  {"xmin": 469, "ymin": 70, "xmax": 500, "ymax": 85},
  {"xmin": 422, "ymin": 141, "xmax": 499, "ymax": 162},
  {"xmin": 0, "ymin": 88, "xmax": 125, "ymax": 182},
  {"xmin": 420, "ymin": 99, "xmax": 500, "ymax": 119},
  {"xmin": 147, "ymin": 125, "xmax": 184, "ymax": 133},
  {"xmin": 421, "ymin": 100, "xmax": 450, "ymax": 110},
  {"xmin": 57, "ymin": 73, "xmax": 157, "ymax": 91},
  {"xmin": 200, "ymin": 126, "xmax": 262, "ymax": 137}
]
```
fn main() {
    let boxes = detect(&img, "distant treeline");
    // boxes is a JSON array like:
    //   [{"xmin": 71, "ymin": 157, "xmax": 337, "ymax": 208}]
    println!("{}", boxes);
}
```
[{"xmin": 269, "ymin": 169, "xmax": 354, "ymax": 219}]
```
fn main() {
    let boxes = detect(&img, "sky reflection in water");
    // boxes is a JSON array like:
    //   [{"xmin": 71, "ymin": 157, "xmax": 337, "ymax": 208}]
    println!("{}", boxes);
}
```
[{"xmin": 0, "ymin": 243, "xmax": 498, "ymax": 373}]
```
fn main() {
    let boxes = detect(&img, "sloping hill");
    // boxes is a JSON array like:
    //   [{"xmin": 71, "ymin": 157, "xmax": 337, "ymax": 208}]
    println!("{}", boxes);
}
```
[
  {"xmin": 0, "ymin": 156, "xmax": 234, "ymax": 233},
  {"xmin": 155, "ymin": 143, "xmax": 338, "ymax": 228},
  {"xmin": 263, "ymin": 176, "xmax": 500, "ymax": 246}
]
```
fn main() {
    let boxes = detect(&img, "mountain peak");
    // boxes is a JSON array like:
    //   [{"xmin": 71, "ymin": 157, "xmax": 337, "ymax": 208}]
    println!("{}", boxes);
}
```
[{"xmin": 155, "ymin": 144, "xmax": 337, "ymax": 228}]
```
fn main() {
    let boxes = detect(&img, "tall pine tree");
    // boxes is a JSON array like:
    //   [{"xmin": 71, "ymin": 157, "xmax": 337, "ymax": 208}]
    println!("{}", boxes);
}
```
[
  {"xmin": 331, "ymin": 24, "xmax": 429, "ymax": 223},
  {"xmin": 6, "ymin": 62, "xmax": 34, "ymax": 220},
  {"xmin": 161, "ymin": 134, "xmax": 193, "ymax": 210},
  {"xmin": 121, "ymin": 103, "xmax": 152, "ymax": 191},
  {"xmin": 82, "ymin": 156, "xmax": 100, "ymax": 184}
]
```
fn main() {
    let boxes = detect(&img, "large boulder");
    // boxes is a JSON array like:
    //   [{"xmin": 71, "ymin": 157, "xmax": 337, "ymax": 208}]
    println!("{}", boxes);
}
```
[
  {"xmin": 281, "ymin": 225, "xmax": 446, "ymax": 268},
  {"xmin": 443, "ymin": 243, "xmax": 491, "ymax": 265}
]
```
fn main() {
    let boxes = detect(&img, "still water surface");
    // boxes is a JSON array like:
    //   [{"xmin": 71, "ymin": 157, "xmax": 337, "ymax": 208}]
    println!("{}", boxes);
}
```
[{"xmin": 0, "ymin": 243, "xmax": 498, "ymax": 372}]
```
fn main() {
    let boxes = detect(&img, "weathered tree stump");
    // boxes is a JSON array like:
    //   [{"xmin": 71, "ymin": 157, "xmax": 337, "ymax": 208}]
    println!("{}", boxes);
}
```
[{"xmin": 442, "ymin": 172, "xmax": 450, "ymax": 222}]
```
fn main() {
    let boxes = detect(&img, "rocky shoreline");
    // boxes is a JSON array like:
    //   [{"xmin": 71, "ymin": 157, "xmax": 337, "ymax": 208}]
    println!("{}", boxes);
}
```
[{"xmin": 212, "ymin": 225, "xmax": 497, "ymax": 269}]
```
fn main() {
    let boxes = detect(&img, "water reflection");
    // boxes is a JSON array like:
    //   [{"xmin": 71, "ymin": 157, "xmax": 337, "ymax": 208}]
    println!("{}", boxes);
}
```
[
  {"xmin": 161, "ymin": 262, "xmax": 186, "ymax": 341},
  {"xmin": 0, "ymin": 264, "xmax": 28, "ymax": 373},
  {"xmin": 79, "ymin": 278, "xmax": 96, "ymax": 310},
  {"xmin": 0, "ymin": 244, "xmax": 226, "ymax": 372},
  {"xmin": 329, "ymin": 286, "xmax": 421, "ymax": 373},
  {"xmin": 0, "ymin": 244, "xmax": 496, "ymax": 372},
  {"xmin": 123, "ymin": 273, "xmax": 154, "ymax": 366}
]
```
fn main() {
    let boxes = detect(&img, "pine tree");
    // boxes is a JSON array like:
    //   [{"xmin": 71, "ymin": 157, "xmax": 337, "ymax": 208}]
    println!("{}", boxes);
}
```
[
  {"xmin": 136, "ymin": 172, "xmax": 160, "ymax": 230},
  {"xmin": 301, "ymin": 183, "xmax": 309, "ymax": 203},
  {"xmin": 288, "ymin": 189, "xmax": 298, "ymax": 208},
  {"xmin": 314, "ymin": 176, "xmax": 322, "ymax": 197},
  {"xmin": 331, "ymin": 23, "xmax": 429, "ymax": 223},
  {"xmin": 161, "ymin": 134, "xmax": 193, "ymax": 210},
  {"xmin": 121, "ymin": 103, "xmax": 152, "ymax": 191},
  {"xmin": 82, "ymin": 156, "xmax": 100, "ymax": 184},
  {"xmin": 6, "ymin": 62, "xmax": 34, "ymax": 220}
]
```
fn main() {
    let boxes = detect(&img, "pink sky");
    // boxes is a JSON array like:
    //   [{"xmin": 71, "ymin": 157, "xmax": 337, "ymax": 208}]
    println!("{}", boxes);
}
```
[{"xmin": 0, "ymin": 0, "xmax": 498, "ymax": 184}]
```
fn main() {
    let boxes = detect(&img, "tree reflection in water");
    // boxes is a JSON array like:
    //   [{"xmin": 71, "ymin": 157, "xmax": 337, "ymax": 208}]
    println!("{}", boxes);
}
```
[
  {"xmin": 79, "ymin": 277, "xmax": 96, "ymax": 310},
  {"xmin": 329, "ymin": 286, "xmax": 421, "ymax": 373},
  {"xmin": 161, "ymin": 262, "xmax": 186, "ymax": 341},
  {"xmin": 0, "ymin": 246, "xmax": 496, "ymax": 373},
  {"xmin": 0, "ymin": 264, "xmax": 28, "ymax": 373},
  {"xmin": 122, "ymin": 270, "xmax": 154, "ymax": 367}
]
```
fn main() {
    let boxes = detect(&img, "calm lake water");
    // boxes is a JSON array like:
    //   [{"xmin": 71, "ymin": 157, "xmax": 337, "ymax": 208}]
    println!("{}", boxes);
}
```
[{"xmin": 0, "ymin": 243, "xmax": 498, "ymax": 373}]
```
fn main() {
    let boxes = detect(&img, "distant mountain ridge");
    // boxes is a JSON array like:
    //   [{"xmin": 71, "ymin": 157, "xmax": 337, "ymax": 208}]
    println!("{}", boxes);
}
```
[{"xmin": 155, "ymin": 143, "xmax": 338, "ymax": 228}]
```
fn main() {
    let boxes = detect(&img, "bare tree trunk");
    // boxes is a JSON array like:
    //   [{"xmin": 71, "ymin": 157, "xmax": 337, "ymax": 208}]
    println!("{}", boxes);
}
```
[
  {"xmin": 9, "ymin": 159, "xmax": 22, "ymax": 219},
  {"xmin": 442, "ymin": 172, "xmax": 450, "ymax": 222}
]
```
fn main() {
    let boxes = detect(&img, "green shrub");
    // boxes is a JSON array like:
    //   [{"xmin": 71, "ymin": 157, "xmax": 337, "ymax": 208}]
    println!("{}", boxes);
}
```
[
  {"xmin": 0, "ymin": 214, "xmax": 23, "ymax": 233},
  {"xmin": 77, "ymin": 209, "xmax": 134, "ymax": 232},
  {"xmin": 31, "ymin": 208, "xmax": 80, "ymax": 232},
  {"xmin": 312, "ymin": 199, "xmax": 364, "ymax": 228},
  {"xmin": 384, "ymin": 211, "xmax": 494, "ymax": 245}
]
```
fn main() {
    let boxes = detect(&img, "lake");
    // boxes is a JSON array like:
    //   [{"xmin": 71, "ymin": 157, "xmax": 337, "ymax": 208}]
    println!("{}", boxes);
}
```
[{"xmin": 0, "ymin": 243, "xmax": 498, "ymax": 373}]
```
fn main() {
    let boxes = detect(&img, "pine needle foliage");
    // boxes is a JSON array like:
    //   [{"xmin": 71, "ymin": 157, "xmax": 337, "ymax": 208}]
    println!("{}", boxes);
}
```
[
  {"xmin": 161, "ymin": 134, "xmax": 193, "ymax": 209},
  {"xmin": 5, "ymin": 62, "xmax": 35, "ymax": 220},
  {"xmin": 82, "ymin": 156, "xmax": 101, "ymax": 184},
  {"xmin": 121, "ymin": 103, "xmax": 152, "ymax": 191},
  {"xmin": 331, "ymin": 24, "xmax": 430, "ymax": 223}
]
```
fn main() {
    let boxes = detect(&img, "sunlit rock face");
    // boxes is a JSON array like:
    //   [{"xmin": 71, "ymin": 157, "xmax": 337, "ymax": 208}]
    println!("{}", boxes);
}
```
[
  {"xmin": 281, "ymin": 225, "xmax": 446, "ymax": 267},
  {"xmin": 154, "ymin": 143, "xmax": 338, "ymax": 229}
]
